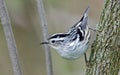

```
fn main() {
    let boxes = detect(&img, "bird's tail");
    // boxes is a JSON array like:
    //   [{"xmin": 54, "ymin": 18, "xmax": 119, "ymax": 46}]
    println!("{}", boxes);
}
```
[
  {"xmin": 79, "ymin": 6, "xmax": 89, "ymax": 30},
  {"xmin": 72, "ymin": 6, "xmax": 90, "ymax": 30}
]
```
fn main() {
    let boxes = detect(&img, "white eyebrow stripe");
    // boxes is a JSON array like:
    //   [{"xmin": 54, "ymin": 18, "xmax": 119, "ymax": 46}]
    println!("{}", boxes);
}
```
[{"xmin": 54, "ymin": 38, "xmax": 64, "ymax": 41}]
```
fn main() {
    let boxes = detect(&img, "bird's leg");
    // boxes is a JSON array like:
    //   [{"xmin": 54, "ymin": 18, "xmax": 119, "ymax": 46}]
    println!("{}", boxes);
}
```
[
  {"xmin": 88, "ymin": 27, "xmax": 97, "ymax": 32},
  {"xmin": 84, "ymin": 53, "xmax": 92, "ymax": 67},
  {"xmin": 84, "ymin": 53, "xmax": 88, "ymax": 64},
  {"xmin": 84, "ymin": 53, "xmax": 94, "ymax": 67}
]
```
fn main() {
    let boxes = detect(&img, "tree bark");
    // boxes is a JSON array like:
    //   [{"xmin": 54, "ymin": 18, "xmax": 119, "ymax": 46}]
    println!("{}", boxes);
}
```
[{"xmin": 86, "ymin": 0, "xmax": 120, "ymax": 75}]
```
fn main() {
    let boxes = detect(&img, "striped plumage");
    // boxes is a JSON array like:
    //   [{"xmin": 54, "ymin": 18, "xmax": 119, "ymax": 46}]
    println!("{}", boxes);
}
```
[{"xmin": 41, "ymin": 7, "xmax": 91, "ymax": 60}]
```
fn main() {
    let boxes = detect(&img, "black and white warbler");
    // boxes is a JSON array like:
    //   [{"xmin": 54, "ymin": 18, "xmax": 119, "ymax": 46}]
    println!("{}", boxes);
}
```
[{"xmin": 41, "ymin": 7, "xmax": 91, "ymax": 62}]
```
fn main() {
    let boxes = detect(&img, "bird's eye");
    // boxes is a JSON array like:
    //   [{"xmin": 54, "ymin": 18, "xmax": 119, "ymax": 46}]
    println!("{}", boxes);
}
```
[{"xmin": 51, "ymin": 40, "xmax": 55, "ymax": 43}]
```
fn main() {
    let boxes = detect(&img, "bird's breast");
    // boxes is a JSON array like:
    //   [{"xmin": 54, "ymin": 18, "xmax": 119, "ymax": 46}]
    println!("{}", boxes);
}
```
[{"xmin": 56, "ymin": 39, "xmax": 89, "ymax": 60}]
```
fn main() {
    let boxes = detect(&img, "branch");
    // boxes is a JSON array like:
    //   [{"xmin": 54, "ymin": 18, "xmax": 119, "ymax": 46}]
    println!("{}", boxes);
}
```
[
  {"xmin": 86, "ymin": 0, "xmax": 120, "ymax": 75},
  {"xmin": 36, "ymin": 0, "xmax": 53, "ymax": 75},
  {"xmin": 0, "ymin": 0, "xmax": 22, "ymax": 75}
]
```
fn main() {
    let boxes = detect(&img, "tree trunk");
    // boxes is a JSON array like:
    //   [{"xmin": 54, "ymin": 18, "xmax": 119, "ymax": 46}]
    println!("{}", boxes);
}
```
[{"xmin": 86, "ymin": 0, "xmax": 120, "ymax": 75}]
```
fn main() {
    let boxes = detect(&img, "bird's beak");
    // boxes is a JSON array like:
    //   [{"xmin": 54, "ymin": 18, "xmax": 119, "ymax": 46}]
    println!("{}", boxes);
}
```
[{"xmin": 40, "ymin": 42, "xmax": 49, "ymax": 45}]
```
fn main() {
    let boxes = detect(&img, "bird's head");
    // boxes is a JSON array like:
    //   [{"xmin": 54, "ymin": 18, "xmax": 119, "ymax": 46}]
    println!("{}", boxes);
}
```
[{"xmin": 40, "ymin": 33, "xmax": 69, "ymax": 49}]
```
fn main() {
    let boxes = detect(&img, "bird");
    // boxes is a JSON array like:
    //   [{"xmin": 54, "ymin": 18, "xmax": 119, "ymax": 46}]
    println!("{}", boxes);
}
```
[{"xmin": 41, "ymin": 7, "xmax": 91, "ymax": 62}]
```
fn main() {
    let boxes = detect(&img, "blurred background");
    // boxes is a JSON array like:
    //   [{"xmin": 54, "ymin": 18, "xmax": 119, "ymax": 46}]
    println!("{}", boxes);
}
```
[{"xmin": 0, "ymin": 0, "xmax": 103, "ymax": 75}]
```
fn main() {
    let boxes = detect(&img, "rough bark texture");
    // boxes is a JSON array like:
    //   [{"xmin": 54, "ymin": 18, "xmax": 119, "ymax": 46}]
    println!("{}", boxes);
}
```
[{"xmin": 86, "ymin": 0, "xmax": 120, "ymax": 75}]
